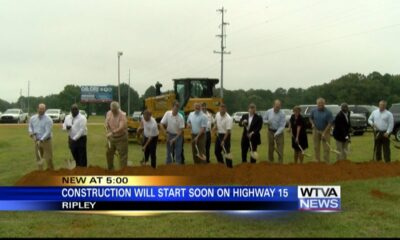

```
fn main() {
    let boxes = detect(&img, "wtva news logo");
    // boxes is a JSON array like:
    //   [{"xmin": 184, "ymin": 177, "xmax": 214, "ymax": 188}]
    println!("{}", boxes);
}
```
[{"xmin": 298, "ymin": 186, "xmax": 341, "ymax": 212}]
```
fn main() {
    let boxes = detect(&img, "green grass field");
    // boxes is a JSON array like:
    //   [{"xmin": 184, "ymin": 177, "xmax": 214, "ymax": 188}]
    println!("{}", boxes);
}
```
[{"xmin": 0, "ymin": 116, "xmax": 399, "ymax": 237}]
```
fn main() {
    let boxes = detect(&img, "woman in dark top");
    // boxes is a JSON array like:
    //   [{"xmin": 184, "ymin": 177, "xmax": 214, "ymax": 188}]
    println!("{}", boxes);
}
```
[{"xmin": 288, "ymin": 106, "xmax": 308, "ymax": 163}]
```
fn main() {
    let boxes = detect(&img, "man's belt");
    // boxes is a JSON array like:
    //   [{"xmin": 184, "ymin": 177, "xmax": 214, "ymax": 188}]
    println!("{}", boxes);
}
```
[
  {"xmin": 269, "ymin": 129, "xmax": 277, "ymax": 132},
  {"xmin": 111, "ymin": 133, "xmax": 127, "ymax": 139},
  {"xmin": 69, "ymin": 135, "xmax": 87, "ymax": 141}
]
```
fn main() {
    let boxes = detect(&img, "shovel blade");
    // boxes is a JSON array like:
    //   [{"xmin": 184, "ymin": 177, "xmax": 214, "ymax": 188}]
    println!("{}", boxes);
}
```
[
  {"xmin": 37, "ymin": 158, "xmax": 45, "ymax": 166},
  {"xmin": 197, "ymin": 154, "xmax": 207, "ymax": 161},
  {"xmin": 65, "ymin": 159, "xmax": 76, "ymax": 170},
  {"xmin": 250, "ymin": 151, "xmax": 259, "ymax": 161},
  {"xmin": 224, "ymin": 153, "xmax": 233, "ymax": 160}
]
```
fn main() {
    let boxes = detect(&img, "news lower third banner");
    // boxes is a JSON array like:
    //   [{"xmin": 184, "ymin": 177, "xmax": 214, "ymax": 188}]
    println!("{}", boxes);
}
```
[{"xmin": 0, "ymin": 176, "xmax": 341, "ymax": 212}]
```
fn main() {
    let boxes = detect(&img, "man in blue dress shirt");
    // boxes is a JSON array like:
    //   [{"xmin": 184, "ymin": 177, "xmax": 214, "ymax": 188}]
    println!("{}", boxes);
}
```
[
  {"xmin": 263, "ymin": 100, "xmax": 286, "ymax": 163},
  {"xmin": 310, "ymin": 98, "xmax": 334, "ymax": 163},
  {"xmin": 187, "ymin": 103, "xmax": 208, "ymax": 164},
  {"xmin": 28, "ymin": 103, "xmax": 54, "ymax": 170}
]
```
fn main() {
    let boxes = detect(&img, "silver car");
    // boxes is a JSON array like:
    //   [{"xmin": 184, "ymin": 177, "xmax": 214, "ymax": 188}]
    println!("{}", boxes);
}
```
[
  {"xmin": 232, "ymin": 112, "xmax": 247, "ymax": 123},
  {"xmin": 0, "ymin": 109, "xmax": 28, "ymax": 123},
  {"xmin": 281, "ymin": 109, "xmax": 292, "ymax": 127},
  {"xmin": 45, "ymin": 109, "xmax": 66, "ymax": 123}
]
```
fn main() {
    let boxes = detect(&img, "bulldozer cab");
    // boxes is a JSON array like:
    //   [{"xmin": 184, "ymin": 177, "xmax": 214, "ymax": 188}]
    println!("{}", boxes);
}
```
[
  {"xmin": 174, "ymin": 78, "xmax": 221, "ymax": 115},
  {"xmin": 129, "ymin": 78, "xmax": 222, "ymax": 143}
]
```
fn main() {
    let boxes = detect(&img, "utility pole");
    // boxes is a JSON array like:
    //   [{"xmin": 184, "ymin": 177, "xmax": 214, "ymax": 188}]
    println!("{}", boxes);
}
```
[
  {"xmin": 20, "ymin": 89, "xmax": 23, "ymax": 110},
  {"xmin": 214, "ymin": 6, "xmax": 231, "ymax": 99},
  {"xmin": 117, "ymin": 51, "xmax": 123, "ymax": 104},
  {"xmin": 27, "ymin": 81, "xmax": 30, "ymax": 115},
  {"xmin": 128, "ymin": 69, "xmax": 131, "ymax": 117}
]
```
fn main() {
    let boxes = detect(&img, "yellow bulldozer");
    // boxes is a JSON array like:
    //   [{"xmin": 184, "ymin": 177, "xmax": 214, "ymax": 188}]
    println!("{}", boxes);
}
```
[{"xmin": 128, "ymin": 78, "xmax": 223, "ymax": 142}]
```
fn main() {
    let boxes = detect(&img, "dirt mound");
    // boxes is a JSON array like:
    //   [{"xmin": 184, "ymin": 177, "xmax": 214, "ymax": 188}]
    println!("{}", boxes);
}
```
[
  {"xmin": 15, "ymin": 160, "xmax": 400, "ymax": 186},
  {"xmin": 370, "ymin": 189, "xmax": 399, "ymax": 201}
]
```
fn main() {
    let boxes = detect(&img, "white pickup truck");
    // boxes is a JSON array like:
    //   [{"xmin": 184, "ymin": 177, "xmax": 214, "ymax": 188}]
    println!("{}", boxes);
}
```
[
  {"xmin": 46, "ymin": 109, "xmax": 66, "ymax": 123},
  {"xmin": 0, "ymin": 108, "xmax": 29, "ymax": 123}
]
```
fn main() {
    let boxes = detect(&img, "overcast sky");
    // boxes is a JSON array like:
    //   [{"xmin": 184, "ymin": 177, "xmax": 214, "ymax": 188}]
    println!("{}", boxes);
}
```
[{"xmin": 1, "ymin": 0, "xmax": 399, "ymax": 103}]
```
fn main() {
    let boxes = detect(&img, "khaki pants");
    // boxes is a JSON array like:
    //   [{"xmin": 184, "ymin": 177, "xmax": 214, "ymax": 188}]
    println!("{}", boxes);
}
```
[
  {"xmin": 191, "ymin": 134, "xmax": 206, "ymax": 164},
  {"xmin": 374, "ymin": 131, "xmax": 391, "ymax": 162},
  {"xmin": 34, "ymin": 139, "xmax": 54, "ymax": 170},
  {"xmin": 313, "ymin": 129, "xmax": 330, "ymax": 163},
  {"xmin": 268, "ymin": 131, "xmax": 284, "ymax": 163},
  {"xmin": 106, "ymin": 133, "xmax": 128, "ymax": 170},
  {"xmin": 336, "ymin": 140, "xmax": 349, "ymax": 161}
]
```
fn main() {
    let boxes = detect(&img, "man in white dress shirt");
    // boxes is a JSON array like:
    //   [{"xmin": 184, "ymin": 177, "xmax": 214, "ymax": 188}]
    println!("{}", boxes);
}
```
[
  {"xmin": 213, "ymin": 103, "xmax": 233, "ymax": 167},
  {"xmin": 138, "ymin": 110, "xmax": 159, "ymax": 168},
  {"xmin": 201, "ymin": 102, "xmax": 215, "ymax": 163},
  {"xmin": 160, "ymin": 101, "xmax": 185, "ymax": 164},
  {"xmin": 368, "ymin": 100, "xmax": 394, "ymax": 162},
  {"xmin": 263, "ymin": 100, "xmax": 286, "ymax": 163},
  {"xmin": 63, "ymin": 104, "xmax": 88, "ymax": 167}
]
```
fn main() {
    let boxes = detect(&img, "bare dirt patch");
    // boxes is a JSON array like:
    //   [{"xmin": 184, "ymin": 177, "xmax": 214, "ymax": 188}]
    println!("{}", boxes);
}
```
[{"xmin": 15, "ymin": 160, "xmax": 400, "ymax": 186}]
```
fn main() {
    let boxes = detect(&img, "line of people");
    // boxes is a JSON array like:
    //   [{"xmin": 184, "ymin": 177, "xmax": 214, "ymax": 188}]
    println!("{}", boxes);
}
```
[
  {"xmin": 27, "ymin": 97, "xmax": 395, "ymax": 171},
  {"xmin": 258, "ymin": 98, "xmax": 394, "ymax": 164}
]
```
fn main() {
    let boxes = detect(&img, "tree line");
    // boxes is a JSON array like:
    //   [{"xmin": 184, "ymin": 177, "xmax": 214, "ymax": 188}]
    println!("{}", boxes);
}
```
[
  {"xmin": 1, "ymin": 71, "xmax": 399, "ymax": 115},
  {"xmin": 222, "ymin": 71, "xmax": 400, "ymax": 113}
]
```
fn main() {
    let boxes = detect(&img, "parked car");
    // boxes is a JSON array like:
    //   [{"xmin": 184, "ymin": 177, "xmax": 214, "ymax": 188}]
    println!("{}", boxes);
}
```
[
  {"xmin": 299, "ymin": 104, "xmax": 367, "ymax": 135},
  {"xmin": 389, "ymin": 103, "xmax": 400, "ymax": 141},
  {"xmin": 299, "ymin": 104, "xmax": 317, "ymax": 130},
  {"xmin": 79, "ymin": 110, "xmax": 88, "ymax": 119},
  {"xmin": 348, "ymin": 105, "xmax": 378, "ymax": 120},
  {"xmin": 282, "ymin": 109, "xmax": 292, "ymax": 127},
  {"xmin": 131, "ymin": 111, "xmax": 143, "ymax": 121},
  {"xmin": 258, "ymin": 110, "xmax": 267, "ymax": 119},
  {"xmin": 0, "ymin": 108, "xmax": 29, "ymax": 123},
  {"xmin": 45, "ymin": 109, "xmax": 66, "ymax": 123},
  {"xmin": 66, "ymin": 110, "xmax": 88, "ymax": 120},
  {"xmin": 232, "ymin": 112, "xmax": 247, "ymax": 123},
  {"xmin": 260, "ymin": 109, "xmax": 291, "ymax": 128}
]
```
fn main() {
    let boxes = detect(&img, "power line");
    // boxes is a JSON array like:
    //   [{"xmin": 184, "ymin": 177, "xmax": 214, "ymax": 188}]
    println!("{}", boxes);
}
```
[
  {"xmin": 227, "ymin": 23, "xmax": 400, "ymax": 62},
  {"xmin": 214, "ymin": 6, "xmax": 231, "ymax": 99},
  {"xmin": 231, "ymin": 1, "xmax": 400, "ymax": 52},
  {"xmin": 229, "ymin": 0, "xmax": 324, "ymax": 35},
  {"xmin": 134, "ymin": 2, "xmax": 281, "ymax": 86}
]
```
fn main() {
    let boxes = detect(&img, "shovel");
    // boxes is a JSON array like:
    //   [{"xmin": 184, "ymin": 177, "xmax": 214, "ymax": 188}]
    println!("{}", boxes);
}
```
[
  {"xmin": 273, "ymin": 137, "xmax": 282, "ymax": 160},
  {"xmin": 219, "ymin": 137, "xmax": 232, "ymax": 160},
  {"xmin": 372, "ymin": 130, "xmax": 379, "ymax": 161},
  {"xmin": 65, "ymin": 151, "xmax": 76, "ymax": 170},
  {"xmin": 195, "ymin": 144, "xmax": 207, "ymax": 161},
  {"xmin": 248, "ymin": 135, "xmax": 259, "ymax": 161},
  {"xmin": 345, "ymin": 140, "xmax": 351, "ymax": 155},
  {"xmin": 36, "ymin": 141, "xmax": 45, "ymax": 166},
  {"xmin": 170, "ymin": 139, "xmax": 175, "ymax": 164},
  {"xmin": 222, "ymin": 145, "xmax": 233, "ymax": 161},
  {"xmin": 104, "ymin": 125, "xmax": 112, "ymax": 149},
  {"xmin": 140, "ymin": 138, "xmax": 147, "ymax": 166},
  {"xmin": 216, "ymin": 134, "xmax": 233, "ymax": 167},
  {"xmin": 298, "ymin": 143, "xmax": 311, "ymax": 158},
  {"xmin": 222, "ymin": 145, "xmax": 233, "ymax": 168},
  {"xmin": 105, "ymin": 125, "xmax": 131, "ymax": 167},
  {"xmin": 140, "ymin": 146, "xmax": 146, "ymax": 166},
  {"xmin": 323, "ymin": 139, "xmax": 341, "ymax": 154},
  {"xmin": 292, "ymin": 134, "xmax": 310, "ymax": 158}
]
